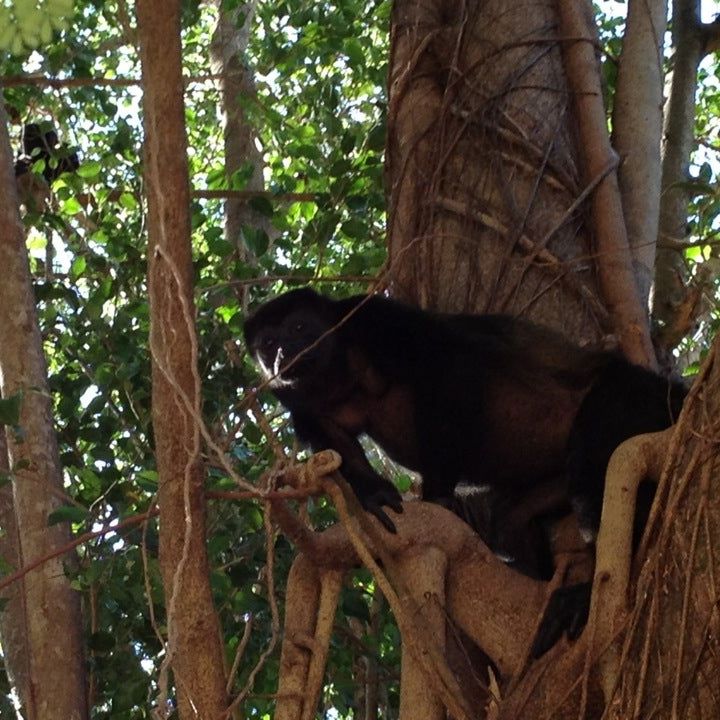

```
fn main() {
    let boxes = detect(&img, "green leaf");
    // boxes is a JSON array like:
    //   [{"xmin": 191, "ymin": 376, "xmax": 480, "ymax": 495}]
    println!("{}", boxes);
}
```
[
  {"xmin": 118, "ymin": 192, "xmax": 137, "ymax": 210},
  {"xmin": 344, "ymin": 38, "xmax": 365, "ymax": 67},
  {"xmin": 342, "ymin": 591, "xmax": 370, "ymax": 622},
  {"xmin": 48, "ymin": 505, "xmax": 88, "ymax": 526},
  {"xmin": 367, "ymin": 123, "xmax": 386, "ymax": 151},
  {"xmin": 341, "ymin": 218, "xmax": 366, "ymax": 239},
  {"xmin": 249, "ymin": 195, "xmax": 274, "ymax": 218},
  {"xmin": 70, "ymin": 255, "xmax": 87, "ymax": 279},
  {"xmin": 242, "ymin": 227, "xmax": 270, "ymax": 257},
  {"xmin": 76, "ymin": 160, "xmax": 101, "ymax": 178},
  {"xmin": 136, "ymin": 470, "xmax": 158, "ymax": 491},
  {"xmin": 60, "ymin": 196, "xmax": 83, "ymax": 215},
  {"xmin": 230, "ymin": 163, "xmax": 255, "ymax": 189}
]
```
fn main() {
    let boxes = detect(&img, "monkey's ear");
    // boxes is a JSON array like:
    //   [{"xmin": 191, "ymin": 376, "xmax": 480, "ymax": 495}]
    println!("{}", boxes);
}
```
[
  {"xmin": 244, "ymin": 287, "xmax": 326, "ymax": 340},
  {"xmin": 22, "ymin": 123, "xmax": 45, "ymax": 154}
]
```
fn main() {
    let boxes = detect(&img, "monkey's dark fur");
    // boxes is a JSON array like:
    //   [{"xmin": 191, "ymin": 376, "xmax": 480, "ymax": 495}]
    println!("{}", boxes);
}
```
[
  {"xmin": 14, "ymin": 122, "xmax": 79, "ymax": 182},
  {"xmin": 244, "ymin": 287, "xmax": 686, "ymax": 653}
]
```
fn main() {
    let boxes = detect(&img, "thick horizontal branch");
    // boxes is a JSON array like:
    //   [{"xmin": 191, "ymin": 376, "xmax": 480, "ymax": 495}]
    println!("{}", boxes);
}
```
[{"xmin": 702, "ymin": 18, "xmax": 720, "ymax": 55}]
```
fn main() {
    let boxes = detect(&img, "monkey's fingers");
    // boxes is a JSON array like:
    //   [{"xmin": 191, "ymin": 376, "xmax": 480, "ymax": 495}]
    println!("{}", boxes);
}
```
[
  {"xmin": 368, "ymin": 504, "xmax": 398, "ymax": 533},
  {"xmin": 565, "ymin": 584, "xmax": 591, "ymax": 640},
  {"xmin": 530, "ymin": 581, "xmax": 591, "ymax": 658},
  {"xmin": 381, "ymin": 488, "xmax": 404, "ymax": 515},
  {"xmin": 362, "ymin": 492, "xmax": 403, "ymax": 533}
]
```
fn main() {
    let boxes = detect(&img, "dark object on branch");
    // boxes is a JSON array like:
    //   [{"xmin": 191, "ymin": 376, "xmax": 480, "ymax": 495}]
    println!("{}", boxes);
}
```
[
  {"xmin": 530, "ymin": 581, "xmax": 592, "ymax": 658},
  {"xmin": 244, "ymin": 287, "xmax": 686, "ymax": 647},
  {"xmin": 14, "ymin": 122, "xmax": 80, "ymax": 183}
]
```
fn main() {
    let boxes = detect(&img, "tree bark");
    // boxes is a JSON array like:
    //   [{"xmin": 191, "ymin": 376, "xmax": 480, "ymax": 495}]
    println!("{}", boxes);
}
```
[
  {"xmin": 612, "ymin": 0, "xmax": 668, "ymax": 307},
  {"xmin": 209, "ymin": 0, "xmax": 274, "ymax": 283},
  {"xmin": 0, "ymin": 101, "xmax": 87, "ymax": 720},
  {"xmin": 604, "ymin": 339, "xmax": 720, "ymax": 717},
  {"xmin": 0, "ymin": 417, "xmax": 32, "ymax": 712},
  {"xmin": 382, "ymin": 0, "xmax": 720, "ymax": 716},
  {"xmin": 135, "ymin": 2, "xmax": 227, "ymax": 716},
  {"xmin": 386, "ymin": 0, "xmax": 606, "ymax": 345},
  {"xmin": 557, "ymin": 0, "xmax": 656, "ymax": 368}
]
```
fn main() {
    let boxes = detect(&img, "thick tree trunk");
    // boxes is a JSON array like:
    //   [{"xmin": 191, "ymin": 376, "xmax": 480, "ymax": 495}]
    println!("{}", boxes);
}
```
[
  {"xmin": 383, "ymin": 0, "xmax": 720, "ymax": 717},
  {"xmin": 386, "ymin": 0, "xmax": 605, "ymax": 344},
  {"xmin": 0, "ymin": 102, "xmax": 87, "ymax": 720},
  {"xmin": 604, "ymin": 339, "xmax": 720, "ymax": 717},
  {"xmin": 136, "ymin": 2, "xmax": 228, "ymax": 716}
]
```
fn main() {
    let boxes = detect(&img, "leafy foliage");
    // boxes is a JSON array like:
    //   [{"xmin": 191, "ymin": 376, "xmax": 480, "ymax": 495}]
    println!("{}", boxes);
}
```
[
  {"xmin": 0, "ymin": 0, "xmax": 73, "ymax": 54},
  {"xmin": 1, "ymin": 0, "xmax": 391, "ymax": 716}
]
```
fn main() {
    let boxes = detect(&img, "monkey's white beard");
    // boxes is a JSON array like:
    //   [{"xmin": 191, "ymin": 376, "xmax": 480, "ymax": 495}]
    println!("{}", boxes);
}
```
[{"xmin": 256, "ymin": 349, "xmax": 295, "ymax": 388}]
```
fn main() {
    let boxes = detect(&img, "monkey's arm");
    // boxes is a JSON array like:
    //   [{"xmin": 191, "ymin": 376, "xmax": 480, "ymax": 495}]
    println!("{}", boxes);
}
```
[{"xmin": 291, "ymin": 411, "xmax": 403, "ymax": 532}]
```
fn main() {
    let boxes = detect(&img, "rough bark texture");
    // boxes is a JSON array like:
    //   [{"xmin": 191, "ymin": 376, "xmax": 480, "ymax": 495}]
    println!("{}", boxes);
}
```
[
  {"xmin": 135, "ymin": 2, "xmax": 227, "ymax": 716},
  {"xmin": 0, "ymin": 420, "xmax": 32, "ymax": 712},
  {"xmin": 273, "ymin": 490, "xmax": 546, "ymax": 713},
  {"xmin": 612, "ymin": 0, "xmax": 668, "ymax": 307},
  {"xmin": 274, "ymin": 402, "xmax": 720, "ymax": 719},
  {"xmin": 655, "ymin": 0, "xmax": 705, "ymax": 349},
  {"xmin": 0, "ymin": 102, "xmax": 87, "ymax": 720},
  {"xmin": 274, "ymin": 492, "xmax": 607, "ymax": 720},
  {"xmin": 386, "ymin": 0, "xmax": 606, "ymax": 345},
  {"xmin": 604, "ymin": 341, "xmax": 720, "ymax": 717}
]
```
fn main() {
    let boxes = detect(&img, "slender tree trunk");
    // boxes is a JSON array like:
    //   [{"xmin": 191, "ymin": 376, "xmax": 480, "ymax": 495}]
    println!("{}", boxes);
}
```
[
  {"xmin": 0, "ymin": 101, "xmax": 87, "ymax": 720},
  {"xmin": 557, "ymin": 0, "xmax": 656, "ymax": 368},
  {"xmin": 612, "ymin": 0, "xmax": 668, "ymax": 307},
  {"xmin": 653, "ymin": 0, "xmax": 720, "ymax": 353},
  {"xmin": 136, "ymin": 2, "xmax": 228, "ymax": 716},
  {"xmin": 210, "ymin": 0, "xmax": 274, "ymax": 287}
]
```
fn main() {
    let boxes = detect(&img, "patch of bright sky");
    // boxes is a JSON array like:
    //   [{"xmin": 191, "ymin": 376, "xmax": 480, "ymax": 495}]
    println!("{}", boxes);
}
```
[{"xmin": 598, "ymin": 0, "xmax": 720, "ymax": 23}]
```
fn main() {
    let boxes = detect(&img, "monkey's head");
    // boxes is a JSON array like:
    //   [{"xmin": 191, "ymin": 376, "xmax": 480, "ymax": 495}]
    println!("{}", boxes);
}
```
[{"xmin": 244, "ymin": 288, "xmax": 342, "ymax": 389}]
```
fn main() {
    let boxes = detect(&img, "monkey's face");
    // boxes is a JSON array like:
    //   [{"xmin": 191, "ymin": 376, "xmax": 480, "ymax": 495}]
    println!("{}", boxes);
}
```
[{"xmin": 247, "ymin": 309, "xmax": 338, "ymax": 388}]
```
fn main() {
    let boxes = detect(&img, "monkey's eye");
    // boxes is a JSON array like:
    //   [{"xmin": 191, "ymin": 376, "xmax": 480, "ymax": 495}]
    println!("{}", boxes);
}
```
[
  {"xmin": 262, "ymin": 337, "xmax": 275, "ymax": 349},
  {"xmin": 294, "ymin": 322, "xmax": 305, "ymax": 332}
]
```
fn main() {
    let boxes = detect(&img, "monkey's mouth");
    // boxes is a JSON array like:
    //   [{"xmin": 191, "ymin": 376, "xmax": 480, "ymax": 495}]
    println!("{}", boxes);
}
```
[{"xmin": 262, "ymin": 347, "xmax": 312, "ymax": 386}]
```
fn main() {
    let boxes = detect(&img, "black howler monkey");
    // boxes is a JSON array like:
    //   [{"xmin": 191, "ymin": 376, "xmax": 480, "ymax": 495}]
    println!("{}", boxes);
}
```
[
  {"xmin": 14, "ymin": 122, "xmax": 80, "ymax": 182},
  {"xmin": 244, "ymin": 288, "xmax": 686, "ymax": 650}
]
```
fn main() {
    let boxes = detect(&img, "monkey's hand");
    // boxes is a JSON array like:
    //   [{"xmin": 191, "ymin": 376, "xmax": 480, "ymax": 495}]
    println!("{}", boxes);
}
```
[
  {"xmin": 530, "ymin": 581, "xmax": 591, "ymax": 658},
  {"xmin": 359, "ymin": 482, "xmax": 404, "ymax": 533},
  {"xmin": 290, "ymin": 412, "xmax": 404, "ymax": 531}
]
